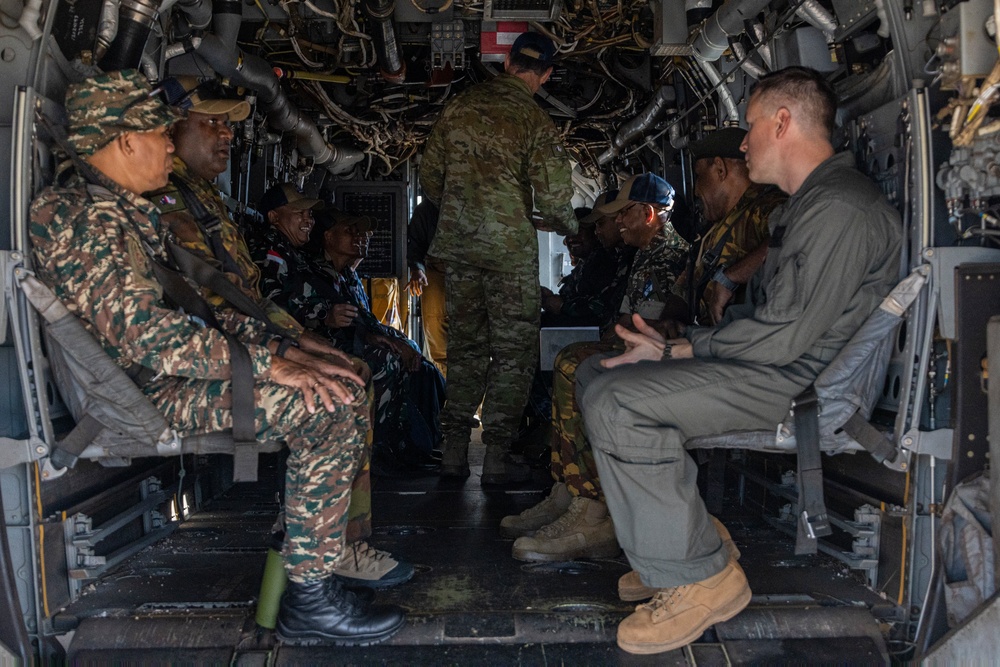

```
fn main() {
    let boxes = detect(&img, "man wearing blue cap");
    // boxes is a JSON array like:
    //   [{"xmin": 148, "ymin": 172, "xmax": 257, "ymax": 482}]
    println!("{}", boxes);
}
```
[
  {"xmin": 501, "ymin": 173, "xmax": 688, "ymax": 563},
  {"xmin": 420, "ymin": 32, "xmax": 578, "ymax": 484}
]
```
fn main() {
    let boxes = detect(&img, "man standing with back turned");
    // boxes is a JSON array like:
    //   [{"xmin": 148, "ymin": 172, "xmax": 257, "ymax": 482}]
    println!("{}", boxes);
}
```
[
  {"xmin": 577, "ymin": 67, "xmax": 901, "ymax": 654},
  {"xmin": 420, "ymin": 31, "xmax": 578, "ymax": 484}
]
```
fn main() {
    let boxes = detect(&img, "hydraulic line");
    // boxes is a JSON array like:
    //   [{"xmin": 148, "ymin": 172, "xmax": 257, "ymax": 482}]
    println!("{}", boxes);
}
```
[{"xmin": 98, "ymin": 0, "xmax": 160, "ymax": 71}]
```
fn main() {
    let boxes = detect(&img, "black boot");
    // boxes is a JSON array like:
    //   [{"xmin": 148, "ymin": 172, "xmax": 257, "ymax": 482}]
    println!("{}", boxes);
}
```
[{"xmin": 276, "ymin": 576, "xmax": 405, "ymax": 646}]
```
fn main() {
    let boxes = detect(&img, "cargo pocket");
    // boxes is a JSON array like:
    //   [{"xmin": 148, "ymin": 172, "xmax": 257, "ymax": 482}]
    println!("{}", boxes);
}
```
[{"xmin": 760, "ymin": 251, "xmax": 806, "ymax": 322}]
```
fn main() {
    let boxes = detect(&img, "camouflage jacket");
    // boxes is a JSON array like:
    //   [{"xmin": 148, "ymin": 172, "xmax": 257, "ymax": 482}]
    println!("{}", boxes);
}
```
[
  {"xmin": 30, "ymin": 166, "xmax": 273, "ymax": 380},
  {"xmin": 246, "ymin": 224, "xmax": 347, "ymax": 341},
  {"xmin": 558, "ymin": 246, "xmax": 628, "ymax": 325},
  {"xmin": 620, "ymin": 225, "xmax": 690, "ymax": 320},
  {"xmin": 673, "ymin": 183, "xmax": 786, "ymax": 322},
  {"xmin": 420, "ymin": 73, "xmax": 577, "ymax": 273},
  {"xmin": 147, "ymin": 158, "xmax": 304, "ymax": 336}
]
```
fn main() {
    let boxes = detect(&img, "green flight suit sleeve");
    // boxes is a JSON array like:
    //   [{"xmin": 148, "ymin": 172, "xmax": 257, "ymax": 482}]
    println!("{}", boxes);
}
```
[
  {"xmin": 688, "ymin": 197, "xmax": 891, "ymax": 366},
  {"xmin": 419, "ymin": 115, "xmax": 447, "ymax": 205}
]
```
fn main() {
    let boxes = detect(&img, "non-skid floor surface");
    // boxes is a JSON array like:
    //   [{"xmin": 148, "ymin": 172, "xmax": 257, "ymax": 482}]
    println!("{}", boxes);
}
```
[{"xmin": 63, "ymin": 446, "xmax": 891, "ymax": 664}]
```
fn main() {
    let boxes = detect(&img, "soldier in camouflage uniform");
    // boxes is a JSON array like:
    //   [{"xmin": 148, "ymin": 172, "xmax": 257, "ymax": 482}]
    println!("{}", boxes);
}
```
[
  {"xmin": 143, "ymin": 80, "xmax": 412, "ymax": 588},
  {"xmin": 501, "ymin": 174, "xmax": 688, "ymax": 563},
  {"xmin": 670, "ymin": 128, "xmax": 787, "ymax": 325},
  {"xmin": 246, "ymin": 187, "xmax": 443, "ymax": 476},
  {"xmin": 419, "ymin": 32, "xmax": 578, "ymax": 484},
  {"xmin": 540, "ymin": 206, "xmax": 630, "ymax": 328},
  {"xmin": 29, "ymin": 70, "xmax": 404, "ymax": 645}
]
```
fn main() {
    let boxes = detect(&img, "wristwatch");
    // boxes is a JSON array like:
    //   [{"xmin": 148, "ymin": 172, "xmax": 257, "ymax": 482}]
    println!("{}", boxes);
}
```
[
  {"xmin": 661, "ymin": 342, "xmax": 674, "ymax": 360},
  {"xmin": 712, "ymin": 266, "xmax": 738, "ymax": 292}
]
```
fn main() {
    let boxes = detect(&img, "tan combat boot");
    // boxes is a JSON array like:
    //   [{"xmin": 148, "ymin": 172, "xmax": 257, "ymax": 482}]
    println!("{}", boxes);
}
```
[
  {"xmin": 617, "ymin": 560, "xmax": 752, "ymax": 655},
  {"xmin": 511, "ymin": 496, "xmax": 621, "ymax": 561},
  {"xmin": 499, "ymin": 482, "xmax": 573, "ymax": 538},
  {"xmin": 618, "ymin": 515, "xmax": 740, "ymax": 602},
  {"xmin": 480, "ymin": 445, "xmax": 531, "ymax": 485},
  {"xmin": 439, "ymin": 442, "xmax": 470, "ymax": 479}
]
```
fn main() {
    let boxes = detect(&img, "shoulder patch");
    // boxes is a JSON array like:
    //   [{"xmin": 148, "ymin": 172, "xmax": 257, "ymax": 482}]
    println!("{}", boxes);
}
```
[
  {"xmin": 551, "ymin": 144, "xmax": 565, "ymax": 158},
  {"xmin": 266, "ymin": 250, "xmax": 286, "ymax": 266},
  {"xmin": 159, "ymin": 195, "xmax": 177, "ymax": 206}
]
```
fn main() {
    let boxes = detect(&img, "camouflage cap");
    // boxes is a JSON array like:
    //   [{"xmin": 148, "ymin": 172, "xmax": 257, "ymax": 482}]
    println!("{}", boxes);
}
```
[{"xmin": 65, "ymin": 69, "xmax": 182, "ymax": 156}]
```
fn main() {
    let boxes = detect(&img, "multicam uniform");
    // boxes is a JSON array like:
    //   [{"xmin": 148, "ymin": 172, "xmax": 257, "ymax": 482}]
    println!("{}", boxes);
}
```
[
  {"xmin": 551, "ymin": 227, "xmax": 689, "ymax": 500},
  {"xmin": 147, "ymin": 158, "xmax": 375, "ymax": 543},
  {"xmin": 672, "ymin": 183, "xmax": 786, "ymax": 324},
  {"xmin": 30, "ymin": 167, "xmax": 366, "ymax": 582},
  {"xmin": 420, "ymin": 72, "xmax": 577, "ymax": 461}
]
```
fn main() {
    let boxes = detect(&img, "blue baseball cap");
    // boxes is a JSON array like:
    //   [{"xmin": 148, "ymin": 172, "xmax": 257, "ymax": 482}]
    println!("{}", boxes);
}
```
[
  {"xmin": 596, "ymin": 174, "xmax": 675, "ymax": 215},
  {"xmin": 510, "ymin": 32, "xmax": 557, "ymax": 65}
]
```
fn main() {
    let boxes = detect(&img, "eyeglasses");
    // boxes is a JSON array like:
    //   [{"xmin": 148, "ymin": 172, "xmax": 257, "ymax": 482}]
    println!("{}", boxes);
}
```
[{"xmin": 616, "ymin": 201, "xmax": 643, "ymax": 218}]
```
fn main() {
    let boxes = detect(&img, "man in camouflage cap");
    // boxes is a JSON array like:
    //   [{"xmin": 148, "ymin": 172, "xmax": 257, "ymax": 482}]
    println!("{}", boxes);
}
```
[
  {"xmin": 420, "ymin": 31, "xmax": 578, "ymax": 484},
  {"xmin": 30, "ymin": 69, "xmax": 405, "ymax": 645},
  {"xmin": 143, "ymin": 78, "xmax": 414, "ymax": 590}
]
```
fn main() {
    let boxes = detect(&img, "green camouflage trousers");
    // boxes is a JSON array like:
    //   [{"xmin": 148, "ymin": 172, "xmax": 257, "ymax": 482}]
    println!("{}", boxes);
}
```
[
  {"xmin": 440, "ymin": 262, "xmax": 540, "ymax": 454},
  {"xmin": 147, "ymin": 375, "xmax": 369, "ymax": 583},
  {"xmin": 346, "ymin": 369, "xmax": 375, "ymax": 544},
  {"xmin": 550, "ymin": 340, "xmax": 621, "ymax": 500}
]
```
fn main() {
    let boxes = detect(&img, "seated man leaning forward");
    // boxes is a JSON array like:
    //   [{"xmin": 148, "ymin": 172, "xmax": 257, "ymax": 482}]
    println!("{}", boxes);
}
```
[
  {"xmin": 577, "ymin": 66, "xmax": 901, "ymax": 655},
  {"xmin": 29, "ymin": 70, "xmax": 405, "ymax": 646}
]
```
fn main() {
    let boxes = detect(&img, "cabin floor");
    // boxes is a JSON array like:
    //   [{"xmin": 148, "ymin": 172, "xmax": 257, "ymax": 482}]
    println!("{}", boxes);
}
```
[{"xmin": 58, "ymin": 438, "xmax": 892, "ymax": 665}]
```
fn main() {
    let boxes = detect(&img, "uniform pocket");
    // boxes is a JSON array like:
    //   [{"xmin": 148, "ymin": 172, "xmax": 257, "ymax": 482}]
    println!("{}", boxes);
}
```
[{"xmin": 760, "ymin": 251, "xmax": 806, "ymax": 323}]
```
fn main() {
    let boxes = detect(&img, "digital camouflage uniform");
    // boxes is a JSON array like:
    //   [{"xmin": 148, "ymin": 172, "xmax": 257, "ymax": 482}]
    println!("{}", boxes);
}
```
[
  {"xmin": 147, "ymin": 158, "xmax": 375, "ymax": 543},
  {"xmin": 543, "ymin": 245, "xmax": 629, "ymax": 328},
  {"xmin": 551, "ymin": 227, "xmax": 689, "ymax": 499},
  {"xmin": 30, "ymin": 71, "xmax": 366, "ymax": 582},
  {"xmin": 672, "ymin": 183, "xmax": 786, "ymax": 324},
  {"xmin": 246, "ymin": 224, "xmax": 443, "ymax": 459},
  {"xmin": 419, "ymin": 72, "xmax": 577, "ymax": 462}
]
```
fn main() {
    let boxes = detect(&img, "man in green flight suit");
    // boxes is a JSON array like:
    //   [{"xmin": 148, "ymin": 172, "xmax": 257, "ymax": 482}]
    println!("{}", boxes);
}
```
[{"xmin": 419, "ymin": 31, "xmax": 578, "ymax": 484}]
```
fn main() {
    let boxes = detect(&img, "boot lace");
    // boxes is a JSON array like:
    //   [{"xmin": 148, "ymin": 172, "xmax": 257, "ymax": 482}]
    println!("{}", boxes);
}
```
[
  {"xmin": 342, "ymin": 541, "xmax": 391, "ymax": 575},
  {"xmin": 536, "ymin": 497, "xmax": 586, "ymax": 537},
  {"xmin": 641, "ymin": 585, "xmax": 690, "ymax": 613}
]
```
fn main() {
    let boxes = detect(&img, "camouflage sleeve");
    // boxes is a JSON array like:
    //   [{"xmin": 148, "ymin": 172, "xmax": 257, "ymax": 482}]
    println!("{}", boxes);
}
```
[
  {"xmin": 418, "ymin": 113, "xmax": 447, "ymax": 204},
  {"xmin": 30, "ymin": 194, "xmax": 272, "ymax": 381},
  {"xmin": 527, "ymin": 120, "xmax": 577, "ymax": 236}
]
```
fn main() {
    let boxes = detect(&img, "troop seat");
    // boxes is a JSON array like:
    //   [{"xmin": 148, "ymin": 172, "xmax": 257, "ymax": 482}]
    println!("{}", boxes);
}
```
[
  {"xmin": 17, "ymin": 271, "xmax": 278, "ymax": 477},
  {"xmin": 684, "ymin": 265, "xmax": 929, "ymax": 552}
]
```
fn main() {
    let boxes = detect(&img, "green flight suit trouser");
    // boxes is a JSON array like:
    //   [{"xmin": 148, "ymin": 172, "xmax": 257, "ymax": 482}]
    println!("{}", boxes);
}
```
[{"xmin": 577, "ymin": 352, "xmax": 815, "ymax": 588}]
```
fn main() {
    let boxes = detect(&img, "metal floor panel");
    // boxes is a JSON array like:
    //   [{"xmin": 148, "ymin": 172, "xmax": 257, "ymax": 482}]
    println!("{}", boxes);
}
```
[{"xmin": 63, "ymin": 449, "xmax": 892, "ymax": 663}]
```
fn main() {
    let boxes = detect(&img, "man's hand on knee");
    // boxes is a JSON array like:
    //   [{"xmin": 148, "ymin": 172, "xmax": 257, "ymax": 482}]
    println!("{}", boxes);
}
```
[
  {"xmin": 282, "ymin": 345, "xmax": 365, "ymax": 387},
  {"xmin": 270, "ymin": 356, "xmax": 356, "ymax": 413}
]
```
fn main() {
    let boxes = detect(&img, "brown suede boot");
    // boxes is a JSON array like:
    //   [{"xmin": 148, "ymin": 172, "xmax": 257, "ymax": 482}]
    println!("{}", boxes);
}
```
[
  {"xmin": 499, "ymin": 482, "xmax": 573, "ymax": 538},
  {"xmin": 511, "ymin": 497, "xmax": 621, "ymax": 562},
  {"xmin": 618, "ymin": 516, "xmax": 740, "ymax": 602},
  {"xmin": 617, "ymin": 560, "xmax": 751, "ymax": 655}
]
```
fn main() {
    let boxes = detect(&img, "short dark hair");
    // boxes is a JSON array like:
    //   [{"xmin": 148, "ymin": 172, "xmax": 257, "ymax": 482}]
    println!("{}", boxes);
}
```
[
  {"xmin": 750, "ymin": 66, "xmax": 837, "ymax": 138},
  {"xmin": 507, "ymin": 52, "xmax": 553, "ymax": 76}
]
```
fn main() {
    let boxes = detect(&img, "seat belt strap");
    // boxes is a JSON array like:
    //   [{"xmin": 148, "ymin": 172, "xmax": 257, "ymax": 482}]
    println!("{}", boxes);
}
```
[
  {"xmin": 166, "ymin": 240, "xmax": 294, "ymax": 339},
  {"xmin": 49, "ymin": 414, "xmax": 105, "ymax": 469},
  {"xmin": 148, "ymin": 260, "xmax": 259, "ymax": 482},
  {"xmin": 792, "ymin": 385, "xmax": 832, "ymax": 555},
  {"xmin": 169, "ymin": 175, "xmax": 247, "ymax": 280},
  {"xmin": 842, "ymin": 411, "xmax": 898, "ymax": 463}
]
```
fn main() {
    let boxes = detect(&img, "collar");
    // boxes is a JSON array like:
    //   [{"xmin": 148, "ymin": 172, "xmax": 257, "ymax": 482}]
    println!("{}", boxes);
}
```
[
  {"xmin": 495, "ymin": 73, "xmax": 533, "ymax": 97},
  {"xmin": 789, "ymin": 152, "xmax": 853, "ymax": 203}
]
